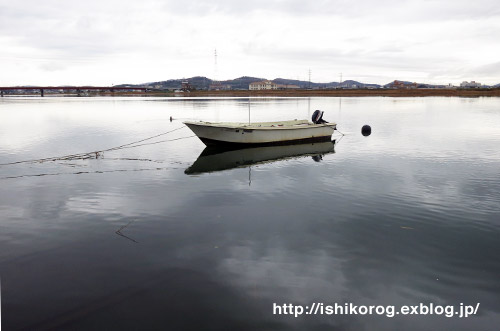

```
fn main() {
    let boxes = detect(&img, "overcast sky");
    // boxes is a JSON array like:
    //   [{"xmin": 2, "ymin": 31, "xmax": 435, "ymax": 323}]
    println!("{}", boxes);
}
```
[{"xmin": 1, "ymin": 0, "xmax": 499, "ymax": 86}]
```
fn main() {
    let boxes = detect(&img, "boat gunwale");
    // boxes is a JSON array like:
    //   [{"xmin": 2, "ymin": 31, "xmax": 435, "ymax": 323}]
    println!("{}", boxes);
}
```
[{"xmin": 183, "ymin": 120, "xmax": 336, "ymax": 131}]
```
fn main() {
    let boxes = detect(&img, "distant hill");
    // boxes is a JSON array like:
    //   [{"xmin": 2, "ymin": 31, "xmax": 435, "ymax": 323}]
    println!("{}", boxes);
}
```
[
  {"xmin": 339, "ymin": 80, "xmax": 380, "ymax": 89},
  {"xmin": 271, "ymin": 78, "xmax": 380, "ymax": 89},
  {"xmin": 130, "ymin": 76, "xmax": 264, "ymax": 90},
  {"xmin": 272, "ymin": 78, "xmax": 323, "ymax": 88},
  {"xmin": 139, "ymin": 76, "xmax": 212, "ymax": 90},
  {"xmin": 384, "ymin": 80, "xmax": 447, "ymax": 89},
  {"xmin": 124, "ymin": 76, "xmax": 381, "ymax": 90},
  {"xmin": 227, "ymin": 76, "xmax": 266, "ymax": 89},
  {"xmin": 384, "ymin": 80, "xmax": 411, "ymax": 88},
  {"xmin": 81, "ymin": 77, "xmax": 500, "ymax": 90}
]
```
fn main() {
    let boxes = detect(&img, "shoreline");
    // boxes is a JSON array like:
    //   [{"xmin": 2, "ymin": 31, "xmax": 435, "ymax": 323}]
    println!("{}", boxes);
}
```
[
  {"xmin": 177, "ymin": 88, "xmax": 500, "ymax": 97},
  {"xmin": 2, "ymin": 88, "xmax": 499, "ymax": 98}
]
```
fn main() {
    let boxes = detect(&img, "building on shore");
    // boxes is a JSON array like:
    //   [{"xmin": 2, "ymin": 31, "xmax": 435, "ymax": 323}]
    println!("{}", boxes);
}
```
[
  {"xmin": 249, "ymin": 80, "xmax": 279, "ymax": 90},
  {"xmin": 391, "ymin": 80, "xmax": 418, "ymax": 89},
  {"xmin": 460, "ymin": 81, "xmax": 481, "ymax": 88},
  {"xmin": 249, "ymin": 80, "xmax": 300, "ymax": 90},
  {"xmin": 181, "ymin": 80, "xmax": 192, "ymax": 91},
  {"xmin": 209, "ymin": 82, "xmax": 231, "ymax": 90}
]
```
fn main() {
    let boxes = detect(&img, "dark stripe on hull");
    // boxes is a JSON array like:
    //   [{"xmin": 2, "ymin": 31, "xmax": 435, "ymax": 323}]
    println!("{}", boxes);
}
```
[{"xmin": 199, "ymin": 135, "xmax": 333, "ymax": 147}]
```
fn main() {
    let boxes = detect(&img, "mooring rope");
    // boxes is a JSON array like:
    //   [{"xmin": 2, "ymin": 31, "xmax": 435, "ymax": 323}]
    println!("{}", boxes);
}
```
[
  {"xmin": 0, "ymin": 166, "xmax": 185, "ymax": 180},
  {"xmin": 102, "ymin": 126, "xmax": 187, "ymax": 152},
  {"xmin": 0, "ymin": 126, "xmax": 190, "ymax": 166},
  {"xmin": 112, "ymin": 135, "xmax": 196, "ymax": 150}
]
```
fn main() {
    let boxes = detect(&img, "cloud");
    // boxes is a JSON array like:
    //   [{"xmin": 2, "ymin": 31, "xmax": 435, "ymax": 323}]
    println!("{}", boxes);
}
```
[
  {"xmin": 0, "ymin": 0, "xmax": 499, "ymax": 85},
  {"xmin": 160, "ymin": 0, "xmax": 500, "ymax": 22},
  {"xmin": 473, "ymin": 61, "xmax": 500, "ymax": 75}
]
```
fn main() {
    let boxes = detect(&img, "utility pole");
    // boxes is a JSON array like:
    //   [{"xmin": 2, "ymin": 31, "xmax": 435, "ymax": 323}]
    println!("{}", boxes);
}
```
[
  {"xmin": 339, "ymin": 72, "xmax": 342, "ymax": 88},
  {"xmin": 214, "ymin": 48, "xmax": 218, "ymax": 80},
  {"xmin": 308, "ymin": 68, "xmax": 311, "ymax": 89}
]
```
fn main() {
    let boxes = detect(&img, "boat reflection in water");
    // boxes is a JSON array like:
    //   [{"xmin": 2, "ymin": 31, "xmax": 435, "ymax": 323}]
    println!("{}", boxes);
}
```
[{"xmin": 185, "ymin": 140, "xmax": 336, "ymax": 175}]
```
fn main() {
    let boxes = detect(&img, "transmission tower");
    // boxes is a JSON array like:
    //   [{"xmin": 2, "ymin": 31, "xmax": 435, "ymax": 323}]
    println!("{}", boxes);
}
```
[
  {"xmin": 211, "ymin": 48, "xmax": 220, "ymax": 90},
  {"xmin": 214, "ymin": 49, "xmax": 218, "ymax": 81}
]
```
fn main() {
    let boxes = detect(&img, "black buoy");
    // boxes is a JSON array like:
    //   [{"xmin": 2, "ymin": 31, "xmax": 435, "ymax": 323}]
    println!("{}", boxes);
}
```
[
  {"xmin": 170, "ymin": 116, "xmax": 173, "ymax": 122},
  {"xmin": 361, "ymin": 125, "xmax": 371, "ymax": 136}
]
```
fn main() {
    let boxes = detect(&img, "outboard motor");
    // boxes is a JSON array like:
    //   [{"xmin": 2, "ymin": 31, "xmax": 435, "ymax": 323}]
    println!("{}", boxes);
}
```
[{"xmin": 312, "ymin": 110, "xmax": 328, "ymax": 124}]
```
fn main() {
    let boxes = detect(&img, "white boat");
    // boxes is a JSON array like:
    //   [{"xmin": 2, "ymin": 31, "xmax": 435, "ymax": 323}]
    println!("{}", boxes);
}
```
[{"xmin": 184, "ymin": 111, "xmax": 336, "ymax": 146}]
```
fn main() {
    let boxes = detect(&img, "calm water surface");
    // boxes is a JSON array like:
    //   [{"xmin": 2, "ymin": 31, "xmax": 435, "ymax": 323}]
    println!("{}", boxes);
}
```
[{"xmin": 1, "ymin": 96, "xmax": 499, "ymax": 330}]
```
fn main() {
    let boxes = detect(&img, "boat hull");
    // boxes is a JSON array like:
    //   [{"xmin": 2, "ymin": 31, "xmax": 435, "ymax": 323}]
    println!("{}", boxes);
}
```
[
  {"xmin": 184, "ymin": 121, "xmax": 336, "ymax": 146},
  {"xmin": 199, "ymin": 135, "xmax": 332, "ymax": 146}
]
